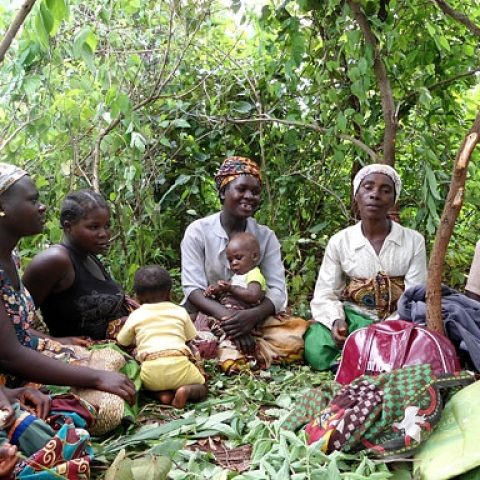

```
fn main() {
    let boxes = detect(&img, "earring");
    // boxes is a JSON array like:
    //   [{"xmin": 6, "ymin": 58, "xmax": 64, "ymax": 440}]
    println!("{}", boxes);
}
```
[{"xmin": 0, "ymin": 211, "xmax": 5, "ymax": 217}]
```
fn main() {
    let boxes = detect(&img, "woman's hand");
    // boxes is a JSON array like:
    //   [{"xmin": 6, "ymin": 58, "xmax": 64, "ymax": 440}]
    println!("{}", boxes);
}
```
[
  {"xmin": 56, "ymin": 336, "xmax": 92, "ymax": 347},
  {"xmin": 234, "ymin": 333, "xmax": 256, "ymax": 355},
  {"xmin": 13, "ymin": 388, "xmax": 51, "ymax": 420},
  {"xmin": 221, "ymin": 309, "xmax": 258, "ymax": 338},
  {"xmin": 332, "ymin": 319, "xmax": 348, "ymax": 348},
  {"xmin": 0, "ymin": 444, "xmax": 18, "ymax": 477},
  {"xmin": 93, "ymin": 372, "xmax": 136, "ymax": 405}
]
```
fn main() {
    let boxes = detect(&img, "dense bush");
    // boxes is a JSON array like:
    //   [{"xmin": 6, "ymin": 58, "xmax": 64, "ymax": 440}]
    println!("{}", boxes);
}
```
[{"xmin": 1, "ymin": 0, "xmax": 479, "ymax": 314}]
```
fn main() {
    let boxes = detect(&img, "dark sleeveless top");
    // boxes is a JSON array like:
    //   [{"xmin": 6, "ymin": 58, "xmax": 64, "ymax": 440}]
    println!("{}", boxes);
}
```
[{"xmin": 40, "ymin": 244, "xmax": 128, "ymax": 339}]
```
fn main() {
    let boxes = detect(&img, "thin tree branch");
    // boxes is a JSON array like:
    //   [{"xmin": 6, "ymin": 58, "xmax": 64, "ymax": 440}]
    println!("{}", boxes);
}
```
[
  {"xmin": 401, "ymin": 67, "xmax": 480, "ymax": 111},
  {"xmin": 0, "ymin": 116, "xmax": 40, "ymax": 153},
  {"xmin": 149, "ymin": 0, "xmax": 175, "ymax": 96},
  {"xmin": 290, "ymin": 172, "xmax": 353, "ymax": 222},
  {"xmin": 136, "ymin": 9, "xmax": 208, "ymax": 109},
  {"xmin": 0, "ymin": 0, "xmax": 37, "ymax": 65},
  {"xmin": 241, "ymin": 75, "xmax": 273, "ymax": 206},
  {"xmin": 90, "ymin": 4, "xmax": 210, "ymax": 190},
  {"xmin": 92, "ymin": 116, "xmax": 123, "ymax": 192},
  {"xmin": 347, "ymin": 0, "xmax": 397, "ymax": 166},
  {"xmin": 426, "ymin": 110, "xmax": 480, "ymax": 334},
  {"xmin": 398, "ymin": 68, "xmax": 480, "ymax": 120},
  {"xmin": 217, "ymin": 114, "xmax": 379, "ymax": 161},
  {"xmin": 87, "ymin": 11, "xmax": 242, "ymax": 190},
  {"xmin": 428, "ymin": 68, "xmax": 480, "ymax": 92},
  {"xmin": 149, "ymin": 33, "xmax": 243, "ymax": 102},
  {"xmin": 432, "ymin": 0, "xmax": 480, "ymax": 37},
  {"xmin": 0, "ymin": 116, "xmax": 17, "ymax": 140}
]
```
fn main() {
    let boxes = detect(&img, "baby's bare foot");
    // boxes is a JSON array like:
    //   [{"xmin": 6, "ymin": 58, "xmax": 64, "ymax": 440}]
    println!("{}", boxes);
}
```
[
  {"xmin": 172, "ymin": 384, "xmax": 208, "ymax": 409},
  {"xmin": 151, "ymin": 390, "xmax": 175, "ymax": 405},
  {"xmin": 172, "ymin": 386, "xmax": 189, "ymax": 409}
]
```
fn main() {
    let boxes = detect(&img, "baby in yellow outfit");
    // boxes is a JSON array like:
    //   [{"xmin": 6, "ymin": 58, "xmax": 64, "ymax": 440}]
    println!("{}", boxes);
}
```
[{"xmin": 117, "ymin": 266, "xmax": 207, "ymax": 408}]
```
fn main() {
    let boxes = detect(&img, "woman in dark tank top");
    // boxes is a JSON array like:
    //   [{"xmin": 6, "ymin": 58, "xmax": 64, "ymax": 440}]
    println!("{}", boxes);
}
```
[{"xmin": 23, "ymin": 190, "xmax": 130, "ymax": 342}]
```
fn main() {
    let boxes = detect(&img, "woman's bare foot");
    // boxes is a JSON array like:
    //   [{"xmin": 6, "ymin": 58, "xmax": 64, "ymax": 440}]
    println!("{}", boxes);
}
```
[
  {"xmin": 172, "ymin": 384, "xmax": 208, "ymax": 409},
  {"xmin": 150, "ymin": 390, "xmax": 175, "ymax": 405}
]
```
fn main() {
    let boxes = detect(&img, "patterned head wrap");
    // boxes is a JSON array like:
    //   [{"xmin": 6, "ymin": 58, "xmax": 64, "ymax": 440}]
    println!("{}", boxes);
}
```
[
  {"xmin": 0, "ymin": 163, "xmax": 27, "ymax": 197},
  {"xmin": 214, "ymin": 156, "xmax": 262, "ymax": 191},
  {"xmin": 353, "ymin": 163, "xmax": 402, "ymax": 203}
]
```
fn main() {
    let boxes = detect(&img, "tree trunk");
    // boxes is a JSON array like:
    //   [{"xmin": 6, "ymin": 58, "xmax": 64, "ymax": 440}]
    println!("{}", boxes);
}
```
[
  {"xmin": 426, "ymin": 111, "xmax": 480, "ymax": 333},
  {"xmin": 347, "ymin": 0, "xmax": 397, "ymax": 166},
  {"xmin": 0, "ymin": 0, "xmax": 37, "ymax": 65}
]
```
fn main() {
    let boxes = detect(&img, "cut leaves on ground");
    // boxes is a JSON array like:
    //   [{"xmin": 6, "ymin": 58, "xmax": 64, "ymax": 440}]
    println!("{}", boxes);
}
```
[{"xmin": 92, "ymin": 364, "xmax": 406, "ymax": 479}]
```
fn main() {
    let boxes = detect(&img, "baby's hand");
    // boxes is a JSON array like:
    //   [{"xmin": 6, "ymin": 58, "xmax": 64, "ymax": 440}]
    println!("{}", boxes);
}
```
[
  {"xmin": 0, "ymin": 444, "xmax": 18, "ymax": 476},
  {"xmin": 217, "ymin": 280, "xmax": 231, "ymax": 292}
]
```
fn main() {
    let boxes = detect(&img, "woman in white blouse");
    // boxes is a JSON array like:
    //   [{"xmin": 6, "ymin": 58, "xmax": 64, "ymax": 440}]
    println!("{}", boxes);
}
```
[{"xmin": 306, "ymin": 164, "xmax": 427, "ymax": 371}]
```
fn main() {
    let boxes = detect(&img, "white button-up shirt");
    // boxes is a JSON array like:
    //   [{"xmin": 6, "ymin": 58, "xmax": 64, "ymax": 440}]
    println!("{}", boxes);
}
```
[
  {"xmin": 466, "ymin": 240, "xmax": 480, "ymax": 296},
  {"xmin": 181, "ymin": 212, "xmax": 287, "ymax": 313},
  {"xmin": 311, "ymin": 221, "xmax": 427, "ymax": 329}
]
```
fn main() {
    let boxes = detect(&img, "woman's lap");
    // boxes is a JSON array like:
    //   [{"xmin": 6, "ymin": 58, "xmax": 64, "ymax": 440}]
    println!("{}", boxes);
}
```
[
  {"xmin": 193, "ymin": 312, "xmax": 309, "ymax": 373},
  {"xmin": 304, "ymin": 306, "xmax": 375, "ymax": 371}
]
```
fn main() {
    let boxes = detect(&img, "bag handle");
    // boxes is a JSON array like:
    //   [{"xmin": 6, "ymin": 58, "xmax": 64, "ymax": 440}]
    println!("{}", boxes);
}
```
[
  {"xmin": 392, "ymin": 322, "xmax": 415, "ymax": 369},
  {"xmin": 359, "ymin": 321, "xmax": 415, "ymax": 374},
  {"xmin": 358, "ymin": 326, "xmax": 376, "ymax": 374}
]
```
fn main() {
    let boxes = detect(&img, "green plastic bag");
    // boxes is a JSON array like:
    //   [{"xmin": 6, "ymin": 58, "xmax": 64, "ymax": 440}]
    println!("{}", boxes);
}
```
[{"xmin": 414, "ymin": 380, "xmax": 480, "ymax": 479}]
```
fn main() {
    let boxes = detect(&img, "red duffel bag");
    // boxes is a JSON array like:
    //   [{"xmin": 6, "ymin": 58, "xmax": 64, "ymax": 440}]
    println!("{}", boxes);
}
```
[{"xmin": 335, "ymin": 319, "xmax": 460, "ymax": 385}]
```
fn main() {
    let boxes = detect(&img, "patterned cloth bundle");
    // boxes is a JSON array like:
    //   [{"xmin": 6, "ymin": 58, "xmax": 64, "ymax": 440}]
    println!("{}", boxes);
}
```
[{"xmin": 284, "ymin": 364, "xmax": 473, "ymax": 458}]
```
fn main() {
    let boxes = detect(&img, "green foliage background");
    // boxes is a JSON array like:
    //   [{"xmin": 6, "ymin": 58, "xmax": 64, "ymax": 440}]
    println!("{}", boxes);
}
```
[{"xmin": 1, "ymin": 0, "xmax": 479, "ymax": 314}]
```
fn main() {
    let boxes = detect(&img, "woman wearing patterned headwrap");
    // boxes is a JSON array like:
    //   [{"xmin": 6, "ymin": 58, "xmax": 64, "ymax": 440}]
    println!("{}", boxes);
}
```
[
  {"xmin": 305, "ymin": 164, "xmax": 427, "ymax": 371},
  {"xmin": 181, "ymin": 156, "xmax": 308, "ymax": 373}
]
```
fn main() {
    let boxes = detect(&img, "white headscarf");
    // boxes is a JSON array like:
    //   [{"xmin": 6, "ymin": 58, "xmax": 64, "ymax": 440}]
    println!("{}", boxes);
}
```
[
  {"xmin": 353, "ymin": 163, "xmax": 401, "ymax": 203},
  {"xmin": 0, "ymin": 163, "xmax": 27, "ymax": 197}
]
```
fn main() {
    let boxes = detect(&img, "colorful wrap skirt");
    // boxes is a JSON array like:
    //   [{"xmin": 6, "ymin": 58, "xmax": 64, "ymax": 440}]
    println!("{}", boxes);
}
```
[
  {"xmin": 0, "ymin": 394, "xmax": 96, "ymax": 479},
  {"xmin": 193, "ymin": 311, "xmax": 309, "ymax": 374}
]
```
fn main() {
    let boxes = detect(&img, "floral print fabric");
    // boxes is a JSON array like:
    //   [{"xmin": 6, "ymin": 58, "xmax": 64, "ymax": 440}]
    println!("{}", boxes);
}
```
[{"xmin": 0, "ymin": 252, "xmax": 38, "ymax": 349}]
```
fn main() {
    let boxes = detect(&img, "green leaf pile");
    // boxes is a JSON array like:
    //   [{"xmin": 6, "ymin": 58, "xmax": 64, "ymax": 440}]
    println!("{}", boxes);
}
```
[{"xmin": 91, "ymin": 365, "xmax": 408, "ymax": 479}]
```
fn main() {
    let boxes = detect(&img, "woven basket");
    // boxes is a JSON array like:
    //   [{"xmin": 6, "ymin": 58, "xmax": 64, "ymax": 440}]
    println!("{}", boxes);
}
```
[{"xmin": 71, "ymin": 348, "xmax": 126, "ymax": 436}]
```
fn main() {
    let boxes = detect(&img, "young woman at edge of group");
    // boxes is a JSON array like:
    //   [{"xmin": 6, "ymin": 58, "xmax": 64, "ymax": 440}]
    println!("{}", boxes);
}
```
[
  {"xmin": 465, "ymin": 240, "xmax": 480, "ymax": 302},
  {"xmin": 305, "ymin": 163, "xmax": 427, "ymax": 371},
  {"xmin": 0, "ymin": 162, "xmax": 135, "ymax": 403}
]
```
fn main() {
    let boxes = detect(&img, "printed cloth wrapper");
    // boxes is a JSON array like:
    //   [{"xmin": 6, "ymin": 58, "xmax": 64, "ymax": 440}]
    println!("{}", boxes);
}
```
[
  {"xmin": 193, "ymin": 312, "xmax": 307, "ymax": 374},
  {"xmin": 14, "ymin": 421, "xmax": 92, "ymax": 479},
  {"xmin": 0, "ymin": 394, "xmax": 95, "ymax": 479},
  {"xmin": 285, "ymin": 364, "xmax": 473, "ymax": 459},
  {"xmin": 342, "ymin": 273, "xmax": 405, "ymax": 321}
]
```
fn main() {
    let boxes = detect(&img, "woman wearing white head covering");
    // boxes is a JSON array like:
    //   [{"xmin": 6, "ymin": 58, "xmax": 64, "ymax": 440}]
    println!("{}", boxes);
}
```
[
  {"xmin": 0, "ymin": 163, "xmax": 136, "ymax": 400},
  {"xmin": 305, "ymin": 164, "xmax": 427, "ymax": 371}
]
